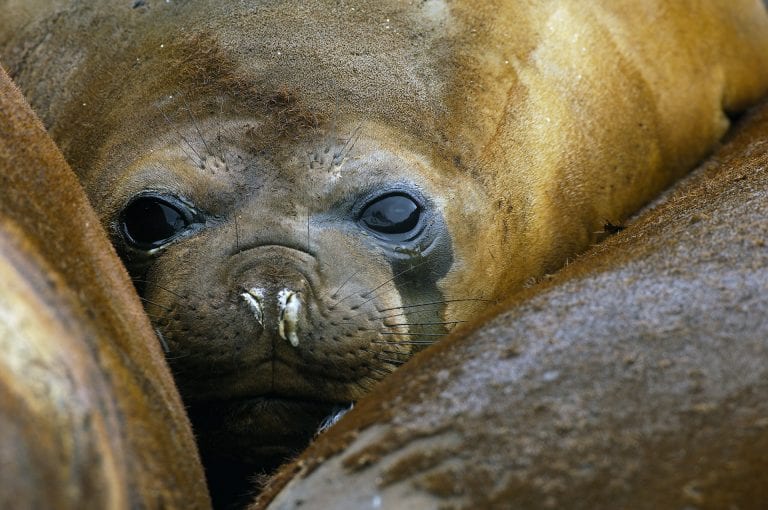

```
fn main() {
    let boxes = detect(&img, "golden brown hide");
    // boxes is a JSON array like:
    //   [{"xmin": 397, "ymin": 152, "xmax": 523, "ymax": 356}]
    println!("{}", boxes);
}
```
[
  {"xmin": 0, "ymin": 67, "xmax": 210, "ymax": 509},
  {"xmin": 254, "ymin": 102, "xmax": 768, "ymax": 509}
]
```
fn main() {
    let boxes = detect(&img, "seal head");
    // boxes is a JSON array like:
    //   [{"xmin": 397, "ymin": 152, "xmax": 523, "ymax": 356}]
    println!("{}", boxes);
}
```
[{"xmin": 107, "ymin": 118, "xmax": 460, "ymax": 472}]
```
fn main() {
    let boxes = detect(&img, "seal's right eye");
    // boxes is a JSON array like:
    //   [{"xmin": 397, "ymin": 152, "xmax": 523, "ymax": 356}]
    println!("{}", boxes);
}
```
[
  {"xmin": 120, "ymin": 195, "xmax": 192, "ymax": 249},
  {"xmin": 359, "ymin": 193, "xmax": 422, "ymax": 239}
]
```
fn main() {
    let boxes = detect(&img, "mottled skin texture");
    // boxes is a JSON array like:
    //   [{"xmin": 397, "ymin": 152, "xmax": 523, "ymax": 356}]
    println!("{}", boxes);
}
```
[
  {"xmin": 254, "ymin": 101, "xmax": 768, "ymax": 509},
  {"xmin": 0, "ymin": 68, "xmax": 210, "ymax": 508},
  {"xmin": 2, "ymin": 0, "xmax": 768, "ymax": 507}
]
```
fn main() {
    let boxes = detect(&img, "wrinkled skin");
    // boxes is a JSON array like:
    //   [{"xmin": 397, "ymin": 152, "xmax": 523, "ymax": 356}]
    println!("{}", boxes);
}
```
[
  {"xmin": 255, "ymin": 100, "xmax": 768, "ymax": 510},
  {"xmin": 2, "ymin": 0, "xmax": 768, "ymax": 507},
  {"xmin": 0, "ymin": 68, "xmax": 210, "ymax": 509}
]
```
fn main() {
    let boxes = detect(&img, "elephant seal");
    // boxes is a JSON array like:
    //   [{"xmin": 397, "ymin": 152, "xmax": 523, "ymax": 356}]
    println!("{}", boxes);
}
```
[
  {"xmin": 2, "ymin": 0, "xmax": 768, "ymax": 506},
  {"xmin": 254, "ymin": 100, "xmax": 768, "ymax": 510},
  {"xmin": 0, "ymin": 67, "xmax": 210, "ymax": 509}
]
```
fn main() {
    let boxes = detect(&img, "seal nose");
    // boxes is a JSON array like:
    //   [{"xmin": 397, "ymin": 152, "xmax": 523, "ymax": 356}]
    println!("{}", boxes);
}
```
[
  {"xmin": 232, "ymin": 246, "xmax": 314, "ymax": 347},
  {"xmin": 277, "ymin": 289, "xmax": 302, "ymax": 347},
  {"xmin": 239, "ymin": 285, "xmax": 306, "ymax": 348},
  {"xmin": 240, "ymin": 287, "xmax": 265, "ymax": 326}
]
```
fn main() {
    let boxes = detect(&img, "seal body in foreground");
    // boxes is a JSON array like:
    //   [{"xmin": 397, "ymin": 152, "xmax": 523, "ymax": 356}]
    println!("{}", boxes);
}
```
[
  {"xmin": 255, "ymin": 100, "xmax": 768, "ymax": 510},
  {"xmin": 2, "ymin": 0, "xmax": 768, "ymax": 504},
  {"xmin": 0, "ymin": 67, "xmax": 210, "ymax": 509}
]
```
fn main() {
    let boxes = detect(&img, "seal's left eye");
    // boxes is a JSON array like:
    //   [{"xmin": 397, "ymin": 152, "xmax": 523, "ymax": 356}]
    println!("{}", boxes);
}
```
[
  {"xmin": 121, "ymin": 196, "xmax": 191, "ymax": 249},
  {"xmin": 359, "ymin": 193, "xmax": 421, "ymax": 236}
]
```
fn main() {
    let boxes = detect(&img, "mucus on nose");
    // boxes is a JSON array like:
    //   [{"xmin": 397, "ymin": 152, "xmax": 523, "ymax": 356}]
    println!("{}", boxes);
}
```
[
  {"xmin": 241, "ymin": 287, "xmax": 265, "ymax": 326},
  {"xmin": 278, "ymin": 289, "xmax": 302, "ymax": 347}
]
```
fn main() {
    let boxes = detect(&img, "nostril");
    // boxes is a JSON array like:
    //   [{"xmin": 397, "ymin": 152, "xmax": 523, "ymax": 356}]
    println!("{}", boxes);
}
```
[
  {"xmin": 278, "ymin": 289, "xmax": 302, "ymax": 347},
  {"xmin": 241, "ymin": 287, "xmax": 265, "ymax": 326}
]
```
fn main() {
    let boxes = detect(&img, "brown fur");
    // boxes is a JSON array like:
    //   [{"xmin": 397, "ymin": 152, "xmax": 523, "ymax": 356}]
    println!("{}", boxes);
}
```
[
  {"xmin": 0, "ymin": 67, "xmax": 210, "ymax": 509},
  {"xmin": 253, "ymin": 100, "xmax": 768, "ymax": 509},
  {"xmin": 2, "ymin": 1, "xmax": 767, "ymax": 302}
]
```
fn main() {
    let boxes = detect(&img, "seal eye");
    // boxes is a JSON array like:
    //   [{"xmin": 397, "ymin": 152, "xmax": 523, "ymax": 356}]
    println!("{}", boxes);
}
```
[
  {"xmin": 121, "ymin": 196, "xmax": 191, "ymax": 249},
  {"xmin": 359, "ymin": 193, "xmax": 421, "ymax": 236}
]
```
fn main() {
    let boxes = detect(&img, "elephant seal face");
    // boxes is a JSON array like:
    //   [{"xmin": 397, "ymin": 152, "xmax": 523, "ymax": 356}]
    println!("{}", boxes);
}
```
[{"xmin": 98, "ymin": 114, "xmax": 469, "ymax": 466}]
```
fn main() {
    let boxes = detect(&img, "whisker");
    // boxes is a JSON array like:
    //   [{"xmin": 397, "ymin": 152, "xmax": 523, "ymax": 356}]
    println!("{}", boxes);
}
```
[
  {"xmin": 183, "ymin": 96, "xmax": 212, "ymax": 157},
  {"xmin": 154, "ymin": 328, "xmax": 170, "ymax": 353},
  {"xmin": 345, "ymin": 305, "xmax": 445, "ymax": 322},
  {"xmin": 372, "ymin": 340, "xmax": 436, "ymax": 346},
  {"xmin": 165, "ymin": 353, "xmax": 192, "ymax": 360},
  {"xmin": 382, "ymin": 320, "xmax": 466, "ymax": 328},
  {"xmin": 379, "ymin": 332, "xmax": 445, "ymax": 337},
  {"xmin": 177, "ymin": 145, "xmax": 197, "ymax": 165},
  {"xmin": 334, "ymin": 124, "xmax": 363, "ymax": 164},
  {"xmin": 370, "ymin": 349, "xmax": 409, "ymax": 356},
  {"xmin": 373, "ymin": 356, "xmax": 407, "ymax": 366},
  {"xmin": 131, "ymin": 279, "xmax": 185, "ymax": 299},
  {"xmin": 335, "ymin": 259, "xmax": 431, "ymax": 306},
  {"xmin": 327, "ymin": 84, "xmax": 339, "ymax": 156},
  {"xmin": 354, "ymin": 327, "xmax": 446, "ymax": 338},
  {"xmin": 139, "ymin": 297, "xmax": 172, "ymax": 311},
  {"xmin": 326, "ymin": 268, "xmax": 364, "ymax": 300},
  {"xmin": 377, "ymin": 297, "xmax": 493, "ymax": 314},
  {"xmin": 362, "ymin": 345, "xmax": 406, "ymax": 353},
  {"xmin": 217, "ymin": 96, "xmax": 226, "ymax": 161},
  {"xmin": 235, "ymin": 215, "xmax": 240, "ymax": 251},
  {"xmin": 150, "ymin": 324, "xmax": 186, "ymax": 333},
  {"xmin": 343, "ymin": 297, "xmax": 490, "ymax": 321},
  {"xmin": 369, "ymin": 367, "xmax": 395, "ymax": 378},
  {"xmin": 155, "ymin": 104, "xmax": 204, "ymax": 164}
]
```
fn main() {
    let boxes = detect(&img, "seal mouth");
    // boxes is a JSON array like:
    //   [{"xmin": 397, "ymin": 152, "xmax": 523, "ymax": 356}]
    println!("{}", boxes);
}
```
[
  {"xmin": 222, "ymin": 393, "xmax": 348, "ymax": 410},
  {"xmin": 234, "ymin": 393, "xmax": 353, "ymax": 422},
  {"xmin": 176, "ymin": 355, "xmax": 368, "ymax": 405},
  {"xmin": 190, "ymin": 389, "xmax": 353, "ymax": 420},
  {"xmin": 187, "ymin": 394, "xmax": 350, "ymax": 463}
]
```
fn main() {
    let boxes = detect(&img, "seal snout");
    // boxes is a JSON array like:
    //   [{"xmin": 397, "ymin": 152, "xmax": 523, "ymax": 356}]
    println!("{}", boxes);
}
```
[
  {"xmin": 240, "ymin": 287, "xmax": 265, "ymax": 326},
  {"xmin": 277, "ymin": 289, "xmax": 302, "ymax": 347},
  {"xmin": 239, "ymin": 286, "xmax": 305, "ymax": 348}
]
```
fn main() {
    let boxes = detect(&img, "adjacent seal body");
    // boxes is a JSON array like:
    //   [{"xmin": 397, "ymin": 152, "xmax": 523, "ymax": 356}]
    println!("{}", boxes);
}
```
[
  {"xmin": 255, "ymin": 100, "xmax": 768, "ymax": 510},
  {"xmin": 2, "ymin": 0, "xmax": 768, "ymax": 503},
  {"xmin": 0, "ymin": 66, "xmax": 210, "ymax": 510}
]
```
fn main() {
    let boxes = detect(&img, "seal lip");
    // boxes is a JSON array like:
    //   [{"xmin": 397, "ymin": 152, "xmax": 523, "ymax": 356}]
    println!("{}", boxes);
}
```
[
  {"xmin": 188, "ymin": 397, "xmax": 351, "ymax": 458},
  {"xmin": 190, "ymin": 392, "xmax": 352, "ymax": 410}
]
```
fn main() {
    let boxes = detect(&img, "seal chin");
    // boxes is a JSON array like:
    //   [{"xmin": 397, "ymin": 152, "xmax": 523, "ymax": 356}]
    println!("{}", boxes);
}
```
[
  {"xmin": 189, "ymin": 395, "xmax": 350, "ymax": 510},
  {"xmin": 188, "ymin": 395, "xmax": 348, "ymax": 463}
]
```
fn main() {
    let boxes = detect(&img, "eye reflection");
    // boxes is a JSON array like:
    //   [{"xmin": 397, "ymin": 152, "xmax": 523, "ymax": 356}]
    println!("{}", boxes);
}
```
[
  {"xmin": 121, "ymin": 196, "xmax": 191, "ymax": 249},
  {"xmin": 360, "ymin": 194, "xmax": 421, "ymax": 236}
]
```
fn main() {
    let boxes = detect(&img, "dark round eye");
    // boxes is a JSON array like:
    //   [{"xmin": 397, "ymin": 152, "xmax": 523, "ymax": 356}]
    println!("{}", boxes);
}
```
[
  {"xmin": 359, "ymin": 193, "xmax": 421, "ymax": 236},
  {"xmin": 120, "ymin": 196, "xmax": 192, "ymax": 249}
]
